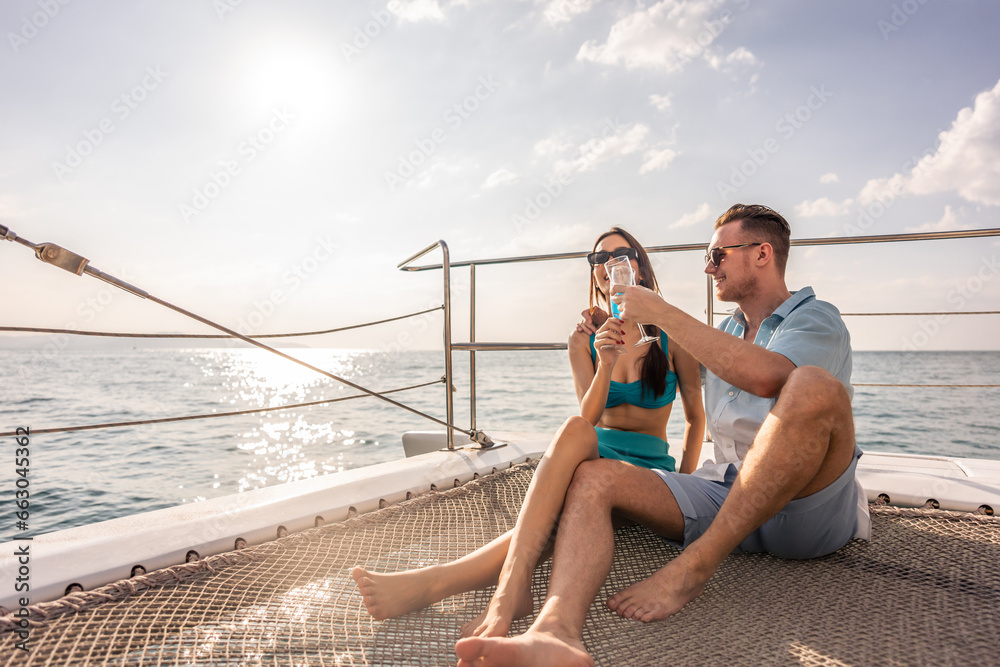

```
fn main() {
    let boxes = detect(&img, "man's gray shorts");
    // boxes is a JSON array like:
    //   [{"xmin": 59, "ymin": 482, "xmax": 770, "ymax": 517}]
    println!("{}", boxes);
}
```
[{"xmin": 653, "ymin": 446, "xmax": 863, "ymax": 560}]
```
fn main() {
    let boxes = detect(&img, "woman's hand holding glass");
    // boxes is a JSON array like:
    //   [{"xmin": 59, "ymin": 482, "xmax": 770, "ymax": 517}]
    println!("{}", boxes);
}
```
[{"xmin": 594, "ymin": 317, "xmax": 626, "ymax": 363}]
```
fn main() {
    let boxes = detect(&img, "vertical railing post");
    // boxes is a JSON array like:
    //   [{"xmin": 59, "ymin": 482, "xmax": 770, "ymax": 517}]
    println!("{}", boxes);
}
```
[
  {"xmin": 396, "ymin": 239, "xmax": 461, "ymax": 450},
  {"xmin": 469, "ymin": 263, "xmax": 477, "ymax": 432},
  {"xmin": 440, "ymin": 241, "xmax": 455, "ymax": 450}
]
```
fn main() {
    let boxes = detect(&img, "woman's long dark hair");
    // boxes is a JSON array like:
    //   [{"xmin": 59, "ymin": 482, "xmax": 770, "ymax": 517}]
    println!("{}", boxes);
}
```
[{"xmin": 588, "ymin": 227, "xmax": 670, "ymax": 399}]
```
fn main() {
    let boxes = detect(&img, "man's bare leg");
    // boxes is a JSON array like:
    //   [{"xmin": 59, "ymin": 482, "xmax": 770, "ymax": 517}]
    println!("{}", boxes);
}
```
[
  {"xmin": 607, "ymin": 365, "xmax": 856, "ymax": 621},
  {"xmin": 451, "ymin": 367, "xmax": 853, "ymax": 665},
  {"xmin": 354, "ymin": 416, "xmax": 598, "ymax": 635},
  {"xmin": 455, "ymin": 456, "xmax": 685, "ymax": 666},
  {"xmin": 455, "ymin": 627, "xmax": 594, "ymax": 667}
]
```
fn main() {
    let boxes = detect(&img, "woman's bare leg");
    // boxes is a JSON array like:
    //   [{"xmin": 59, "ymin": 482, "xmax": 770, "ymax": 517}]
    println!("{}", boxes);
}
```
[
  {"xmin": 462, "ymin": 416, "xmax": 599, "ymax": 638},
  {"xmin": 354, "ymin": 416, "xmax": 598, "ymax": 633},
  {"xmin": 352, "ymin": 530, "xmax": 513, "ymax": 620}
]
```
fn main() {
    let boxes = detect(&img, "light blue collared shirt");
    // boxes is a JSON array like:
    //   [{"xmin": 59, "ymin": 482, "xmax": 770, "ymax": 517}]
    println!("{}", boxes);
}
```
[
  {"xmin": 698, "ymin": 287, "xmax": 853, "ymax": 480},
  {"xmin": 695, "ymin": 287, "xmax": 868, "ymax": 540}
]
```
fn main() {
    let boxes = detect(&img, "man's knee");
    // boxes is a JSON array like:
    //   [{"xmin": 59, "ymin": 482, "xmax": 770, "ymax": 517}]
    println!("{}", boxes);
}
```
[
  {"xmin": 775, "ymin": 366, "xmax": 855, "ymax": 466},
  {"xmin": 779, "ymin": 366, "xmax": 850, "ymax": 417}
]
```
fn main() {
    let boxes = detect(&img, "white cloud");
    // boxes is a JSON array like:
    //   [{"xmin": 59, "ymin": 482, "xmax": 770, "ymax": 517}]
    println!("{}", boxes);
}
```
[
  {"xmin": 904, "ymin": 205, "xmax": 970, "ymax": 233},
  {"xmin": 576, "ymin": 0, "xmax": 755, "ymax": 74},
  {"xmin": 394, "ymin": 0, "xmax": 447, "ymax": 23},
  {"xmin": 858, "ymin": 77, "xmax": 1000, "ymax": 207},
  {"xmin": 857, "ymin": 173, "xmax": 907, "ymax": 206},
  {"xmin": 820, "ymin": 172, "xmax": 839, "ymax": 184},
  {"xmin": 543, "ymin": 0, "xmax": 597, "ymax": 25},
  {"xmin": 906, "ymin": 78, "xmax": 1000, "ymax": 205},
  {"xmin": 795, "ymin": 197, "xmax": 854, "ymax": 218},
  {"xmin": 707, "ymin": 46, "xmax": 759, "ymax": 73},
  {"xmin": 537, "ymin": 121, "xmax": 678, "ymax": 176},
  {"xmin": 649, "ymin": 93, "xmax": 672, "ymax": 112},
  {"xmin": 669, "ymin": 202, "xmax": 712, "ymax": 229},
  {"xmin": 482, "ymin": 168, "xmax": 519, "ymax": 188},
  {"xmin": 391, "ymin": 0, "xmax": 494, "ymax": 23},
  {"xmin": 639, "ymin": 147, "xmax": 678, "ymax": 174},
  {"xmin": 554, "ymin": 123, "xmax": 651, "ymax": 173},
  {"xmin": 534, "ymin": 135, "xmax": 575, "ymax": 157}
]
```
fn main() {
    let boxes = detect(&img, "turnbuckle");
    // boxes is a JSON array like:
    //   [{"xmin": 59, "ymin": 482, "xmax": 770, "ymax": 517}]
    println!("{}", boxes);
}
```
[{"xmin": 34, "ymin": 243, "xmax": 90, "ymax": 275}]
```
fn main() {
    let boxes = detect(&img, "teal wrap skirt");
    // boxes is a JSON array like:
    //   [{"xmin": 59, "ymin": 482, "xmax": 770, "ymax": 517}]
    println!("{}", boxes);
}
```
[{"xmin": 596, "ymin": 427, "xmax": 676, "ymax": 472}]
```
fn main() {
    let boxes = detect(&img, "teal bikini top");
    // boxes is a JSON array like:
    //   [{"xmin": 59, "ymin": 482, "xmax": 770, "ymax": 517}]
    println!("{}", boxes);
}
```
[{"xmin": 588, "ymin": 330, "xmax": 678, "ymax": 409}]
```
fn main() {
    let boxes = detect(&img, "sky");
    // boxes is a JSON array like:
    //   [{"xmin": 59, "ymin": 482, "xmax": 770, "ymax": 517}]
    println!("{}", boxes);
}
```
[{"xmin": 1, "ymin": 0, "xmax": 999, "ymax": 352}]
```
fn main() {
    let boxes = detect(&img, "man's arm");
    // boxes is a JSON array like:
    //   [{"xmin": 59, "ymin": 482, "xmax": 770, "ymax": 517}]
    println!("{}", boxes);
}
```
[{"xmin": 616, "ymin": 285, "xmax": 794, "ymax": 398}]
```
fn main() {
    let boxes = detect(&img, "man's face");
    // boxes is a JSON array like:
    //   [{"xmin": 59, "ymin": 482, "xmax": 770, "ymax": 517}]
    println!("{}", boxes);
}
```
[{"xmin": 704, "ymin": 220, "xmax": 758, "ymax": 303}]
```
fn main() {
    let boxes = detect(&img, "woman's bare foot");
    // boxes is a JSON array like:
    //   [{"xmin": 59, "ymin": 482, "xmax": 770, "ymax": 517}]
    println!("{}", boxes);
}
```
[
  {"xmin": 460, "ymin": 583, "xmax": 535, "ymax": 638},
  {"xmin": 455, "ymin": 628, "xmax": 593, "ymax": 667},
  {"xmin": 352, "ymin": 566, "xmax": 443, "ymax": 620},
  {"xmin": 605, "ymin": 551, "xmax": 713, "ymax": 621}
]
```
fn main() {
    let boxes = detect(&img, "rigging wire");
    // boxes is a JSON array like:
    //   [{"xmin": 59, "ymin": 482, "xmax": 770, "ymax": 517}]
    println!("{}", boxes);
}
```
[
  {"xmin": 0, "ymin": 307, "xmax": 443, "ymax": 339},
  {"xmin": 0, "ymin": 379, "xmax": 443, "ymax": 438},
  {"xmin": 0, "ymin": 225, "xmax": 489, "ymax": 446}
]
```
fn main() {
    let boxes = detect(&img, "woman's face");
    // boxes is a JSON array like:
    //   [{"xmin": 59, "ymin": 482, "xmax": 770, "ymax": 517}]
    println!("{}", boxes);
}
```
[{"xmin": 593, "ymin": 234, "xmax": 641, "ymax": 296}]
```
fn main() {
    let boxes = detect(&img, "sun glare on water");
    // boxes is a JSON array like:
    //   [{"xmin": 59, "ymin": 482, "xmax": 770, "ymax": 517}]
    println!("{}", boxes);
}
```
[{"xmin": 201, "ymin": 348, "xmax": 376, "ymax": 492}]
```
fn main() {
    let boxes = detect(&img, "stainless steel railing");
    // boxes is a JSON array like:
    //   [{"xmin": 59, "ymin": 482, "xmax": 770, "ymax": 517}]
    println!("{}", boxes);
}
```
[
  {"xmin": 401, "ymin": 227, "xmax": 1000, "ymax": 435},
  {"xmin": 397, "ymin": 241, "xmax": 457, "ymax": 448}
]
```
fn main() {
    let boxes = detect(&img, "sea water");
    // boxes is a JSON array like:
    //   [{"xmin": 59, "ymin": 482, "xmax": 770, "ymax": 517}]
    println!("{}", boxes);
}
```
[{"xmin": 1, "ymin": 347, "xmax": 998, "ymax": 541}]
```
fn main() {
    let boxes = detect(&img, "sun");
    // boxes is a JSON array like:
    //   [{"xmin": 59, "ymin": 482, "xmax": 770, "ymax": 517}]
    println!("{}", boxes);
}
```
[{"xmin": 239, "ymin": 41, "xmax": 340, "ymax": 114}]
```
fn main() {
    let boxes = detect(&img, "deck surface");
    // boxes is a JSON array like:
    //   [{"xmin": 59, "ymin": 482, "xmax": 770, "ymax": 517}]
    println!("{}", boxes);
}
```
[{"xmin": 1, "ymin": 462, "xmax": 998, "ymax": 666}]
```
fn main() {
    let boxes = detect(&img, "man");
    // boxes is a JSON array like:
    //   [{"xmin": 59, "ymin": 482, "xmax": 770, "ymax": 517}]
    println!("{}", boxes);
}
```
[{"xmin": 455, "ymin": 204, "xmax": 870, "ymax": 666}]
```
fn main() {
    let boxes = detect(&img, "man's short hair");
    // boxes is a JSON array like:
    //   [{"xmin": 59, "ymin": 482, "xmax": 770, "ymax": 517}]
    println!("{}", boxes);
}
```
[{"xmin": 714, "ymin": 204, "xmax": 791, "ymax": 276}]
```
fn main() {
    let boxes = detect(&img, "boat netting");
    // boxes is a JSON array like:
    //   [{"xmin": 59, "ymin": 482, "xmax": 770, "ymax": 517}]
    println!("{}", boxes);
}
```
[{"xmin": 1, "ymin": 462, "xmax": 998, "ymax": 666}]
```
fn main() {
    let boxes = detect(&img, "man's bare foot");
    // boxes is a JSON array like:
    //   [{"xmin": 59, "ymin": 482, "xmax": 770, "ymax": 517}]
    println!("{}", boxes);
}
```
[
  {"xmin": 460, "ymin": 583, "xmax": 534, "ymax": 638},
  {"xmin": 455, "ymin": 628, "xmax": 593, "ymax": 667},
  {"xmin": 605, "ymin": 551, "xmax": 714, "ymax": 621},
  {"xmin": 351, "ymin": 566, "xmax": 442, "ymax": 620}
]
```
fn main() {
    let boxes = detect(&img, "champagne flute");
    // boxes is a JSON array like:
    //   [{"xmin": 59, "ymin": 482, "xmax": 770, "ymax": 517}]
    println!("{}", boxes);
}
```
[{"xmin": 605, "ymin": 255, "xmax": 659, "ymax": 347}]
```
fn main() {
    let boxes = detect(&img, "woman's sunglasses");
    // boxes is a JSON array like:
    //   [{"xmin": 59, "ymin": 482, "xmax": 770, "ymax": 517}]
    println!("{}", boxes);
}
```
[{"xmin": 587, "ymin": 247, "xmax": 637, "ymax": 266}]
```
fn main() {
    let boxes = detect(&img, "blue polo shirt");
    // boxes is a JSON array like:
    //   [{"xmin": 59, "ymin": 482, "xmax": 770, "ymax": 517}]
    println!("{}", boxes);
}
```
[{"xmin": 698, "ymin": 287, "xmax": 853, "ymax": 481}]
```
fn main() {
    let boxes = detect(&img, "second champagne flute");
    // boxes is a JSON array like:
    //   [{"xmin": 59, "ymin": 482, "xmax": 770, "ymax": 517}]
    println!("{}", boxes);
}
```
[{"xmin": 604, "ymin": 255, "xmax": 659, "ymax": 347}]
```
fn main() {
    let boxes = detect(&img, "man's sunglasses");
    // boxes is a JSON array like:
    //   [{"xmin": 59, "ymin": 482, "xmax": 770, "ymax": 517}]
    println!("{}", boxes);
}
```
[
  {"xmin": 704, "ymin": 242, "xmax": 762, "ymax": 268},
  {"xmin": 587, "ymin": 247, "xmax": 638, "ymax": 266}
]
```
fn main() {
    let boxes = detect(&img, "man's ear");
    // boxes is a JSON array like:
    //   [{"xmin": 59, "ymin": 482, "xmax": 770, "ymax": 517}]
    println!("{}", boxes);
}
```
[{"xmin": 757, "ymin": 243, "xmax": 773, "ymax": 264}]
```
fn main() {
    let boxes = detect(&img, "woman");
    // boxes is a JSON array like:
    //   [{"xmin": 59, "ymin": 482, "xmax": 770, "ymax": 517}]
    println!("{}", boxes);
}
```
[
  {"xmin": 570, "ymin": 227, "xmax": 705, "ymax": 475},
  {"xmin": 352, "ymin": 227, "xmax": 705, "ymax": 639}
]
